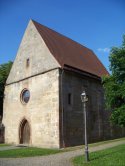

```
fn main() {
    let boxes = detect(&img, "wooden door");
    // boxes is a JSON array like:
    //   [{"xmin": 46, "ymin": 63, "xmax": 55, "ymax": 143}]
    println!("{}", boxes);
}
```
[{"xmin": 20, "ymin": 120, "xmax": 30, "ymax": 144}]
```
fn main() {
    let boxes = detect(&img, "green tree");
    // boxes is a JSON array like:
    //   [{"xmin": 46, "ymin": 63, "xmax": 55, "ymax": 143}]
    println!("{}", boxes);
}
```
[
  {"xmin": 0, "ymin": 61, "xmax": 13, "ymax": 117},
  {"xmin": 103, "ymin": 35, "xmax": 125, "ymax": 127}
]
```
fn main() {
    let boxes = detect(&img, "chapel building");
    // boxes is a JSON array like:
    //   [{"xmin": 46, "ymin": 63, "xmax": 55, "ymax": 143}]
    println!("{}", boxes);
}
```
[{"xmin": 2, "ymin": 20, "xmax": 125, "ymax": 148}]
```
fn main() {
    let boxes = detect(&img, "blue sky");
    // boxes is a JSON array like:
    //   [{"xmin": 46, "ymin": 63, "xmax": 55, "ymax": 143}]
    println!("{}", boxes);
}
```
[{"xmin": 0, "ymin": 0, "xmax": 125, "ymax": 71}]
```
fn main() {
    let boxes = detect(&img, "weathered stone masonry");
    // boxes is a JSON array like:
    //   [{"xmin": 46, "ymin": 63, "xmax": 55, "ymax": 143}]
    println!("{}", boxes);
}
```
[
  {"xmin": 59, "ymin": 69, "xmax": 125, "ymax": 147},
  {"xmin": 3, "ymin": 69, "xmax": 60, "ymax": 148}
]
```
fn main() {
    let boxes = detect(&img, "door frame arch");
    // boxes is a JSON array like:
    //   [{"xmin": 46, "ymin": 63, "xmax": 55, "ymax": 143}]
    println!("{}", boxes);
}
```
[{"xmin": 19, "ymin": 118, "xmax": 31, "ymax": 144}]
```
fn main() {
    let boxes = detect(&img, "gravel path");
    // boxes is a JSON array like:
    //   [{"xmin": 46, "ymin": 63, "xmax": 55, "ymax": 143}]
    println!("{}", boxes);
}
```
[{"xmin": 0, "ymin": 140, "xmax": 125, "ymax": 166}]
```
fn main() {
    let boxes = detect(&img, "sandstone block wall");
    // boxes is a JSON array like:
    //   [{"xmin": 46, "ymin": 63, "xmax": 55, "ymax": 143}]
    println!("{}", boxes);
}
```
[
  {"xmin": 3, "ymin": 69, "xmax": 60, "ymax": 148},
  {"xmin": 7, "ymin": 20, "xmax": 60, "ymax": 84},
  {"xmin": 61, "ymin": 70, "xmax": 125, "ymax": 147}
]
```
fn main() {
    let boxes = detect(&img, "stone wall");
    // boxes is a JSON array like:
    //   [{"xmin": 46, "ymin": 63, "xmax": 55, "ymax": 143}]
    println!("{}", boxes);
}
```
[
  {"xmin": 60, "ymin": 70, "xmax": 125, "ymax": 147},
  {"xmin": 0, "ymin": 116, "xmax": 4, "ymax": 143},
  {"xmin": 3, "ymin": 66, "xmax": 125, "ymax": 149},
  {"xmin": 3, "ymin": 19, "xmax": 60, "ymax": 148},
  {"xmin": 6, "ymin": 20, "xmax": 60, "ymax": 84},
  {"xmin": 3, "ymin": 69, "xmax": 60, "ymax": 148}
]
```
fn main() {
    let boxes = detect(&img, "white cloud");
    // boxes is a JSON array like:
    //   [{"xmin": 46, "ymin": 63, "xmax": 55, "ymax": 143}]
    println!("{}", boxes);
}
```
[{"xmin": 97, "ymin": 48, "xmax": 110, "ymax": 53}]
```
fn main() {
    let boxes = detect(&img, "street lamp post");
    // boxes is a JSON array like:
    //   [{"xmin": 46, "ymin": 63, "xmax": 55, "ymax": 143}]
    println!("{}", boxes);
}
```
[{"xmin": 81, "ymin": 91, "xmax": 89, "ymax": 162}]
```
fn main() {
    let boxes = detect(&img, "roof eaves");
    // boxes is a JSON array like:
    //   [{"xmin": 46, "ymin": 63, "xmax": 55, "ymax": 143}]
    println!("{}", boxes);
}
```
[{"xmin": 63, "ymin": 64, "xmax": 101, "ymax": 80}]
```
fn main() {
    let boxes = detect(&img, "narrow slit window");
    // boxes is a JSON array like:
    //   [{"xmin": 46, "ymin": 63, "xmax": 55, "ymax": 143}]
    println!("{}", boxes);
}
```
[
  {"xmin": 26, "ymin": 58, "xmax": 30, "ymax": 67},
  {"xmin": 68, "ymin": 93, "xmax": 71, "ymax": 105}
]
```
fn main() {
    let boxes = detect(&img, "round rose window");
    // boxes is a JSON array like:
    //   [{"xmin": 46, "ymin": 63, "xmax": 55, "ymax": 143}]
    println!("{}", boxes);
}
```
[{"xmin": 21, "ymin": 89, "xmax": 30, "ymax": 104}]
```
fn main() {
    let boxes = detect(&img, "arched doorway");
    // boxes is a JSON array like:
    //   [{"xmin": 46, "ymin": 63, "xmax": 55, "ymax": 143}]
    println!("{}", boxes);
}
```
[{"xmin": 19, "ymin": 119, "xmax": 30, "ymax": 144}]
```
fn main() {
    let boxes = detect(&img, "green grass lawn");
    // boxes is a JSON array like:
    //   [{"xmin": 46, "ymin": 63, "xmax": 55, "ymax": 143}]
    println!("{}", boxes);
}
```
[
  {"xmin": 0, "ymin": 147, "xmax": 60, "ymax": 158},
  {"xmin": 73, "ymin": 144, "xmax": 125, "ymax": 166},
  {"xmin": 0, "ymin": 137, "xmax": 125, "ymax": 158},
  {"xmin": 0, "ymin": 144, "xmax": 11, "ymax": 147}
]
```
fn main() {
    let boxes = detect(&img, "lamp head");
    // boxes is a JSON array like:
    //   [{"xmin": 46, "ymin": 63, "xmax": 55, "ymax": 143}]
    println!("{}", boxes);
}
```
[{"xmin": 81, "ymin": 91, "xmax": 88, "ymax": 102}]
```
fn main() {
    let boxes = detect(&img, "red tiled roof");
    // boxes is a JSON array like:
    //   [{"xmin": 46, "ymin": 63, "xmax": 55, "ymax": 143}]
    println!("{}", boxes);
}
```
[{"xmin": 33, "ymin": 20, "xmax": 109, "ymax": 78}]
